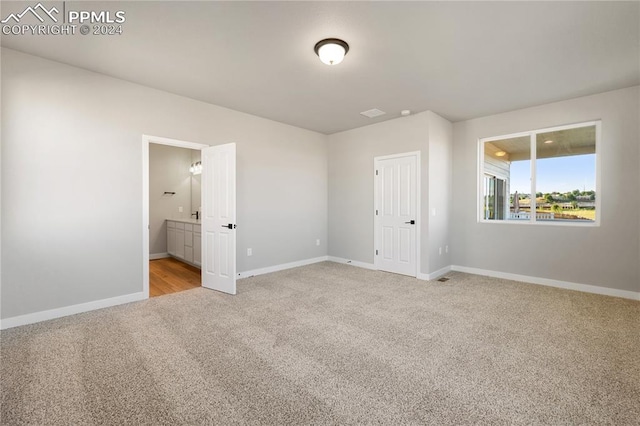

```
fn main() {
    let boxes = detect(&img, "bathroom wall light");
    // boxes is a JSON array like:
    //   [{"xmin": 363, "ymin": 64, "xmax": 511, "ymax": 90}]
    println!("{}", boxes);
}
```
[
  {"xmin": 189, "ymin": 161, "xmax": 202, "ymax": 175},
  {"xmin": 314, "ymin": 38, "xmax": 349, "ymax": 65}
]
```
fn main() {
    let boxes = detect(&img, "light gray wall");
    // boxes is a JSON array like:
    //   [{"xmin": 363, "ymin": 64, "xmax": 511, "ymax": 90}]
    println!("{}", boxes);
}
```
[
  {"xmin": 327, "ymin": 111, "xmax": 453, "ymax": 275},
  {"xmin": 327, "ymin": 113, "xmax": 429, "ymax": 270},
  {"xmin": 149, "ymin": 144, "xmax": 197, "ymax": 256},
  {"xmin": 452, "ymin": 86, "xmax": 640, "ymax": 292},
  {"xmin": 1, "ymin": 48, "xmax": 328, "ymax": 319}
]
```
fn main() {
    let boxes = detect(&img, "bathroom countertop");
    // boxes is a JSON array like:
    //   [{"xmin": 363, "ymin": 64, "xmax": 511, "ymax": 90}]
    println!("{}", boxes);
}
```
[{"xmin": 166, "ymin": 218, "xmax": 202, "ymax": 225}]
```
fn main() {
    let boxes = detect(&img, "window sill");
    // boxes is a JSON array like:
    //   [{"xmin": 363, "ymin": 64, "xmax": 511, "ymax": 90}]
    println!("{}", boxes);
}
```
[{"xmin": 478, "ymin": 219, "xmax": 600, "ymax": 227}]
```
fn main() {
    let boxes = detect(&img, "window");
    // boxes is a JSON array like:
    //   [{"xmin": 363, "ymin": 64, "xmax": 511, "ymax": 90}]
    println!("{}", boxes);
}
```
[
  {"xmin": 479, "ymin": 121, "xmax": 599, "ymax": 225},
  {"xmin": 483, "ymin": 175, "xmax": 506, "ymax": 220}
]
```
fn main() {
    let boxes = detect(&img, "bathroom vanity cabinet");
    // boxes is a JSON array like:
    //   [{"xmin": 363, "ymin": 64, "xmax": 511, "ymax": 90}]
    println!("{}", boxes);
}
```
[{"xmin": 167, "ymin": 219, "xmax": 202, "ymax": 268}]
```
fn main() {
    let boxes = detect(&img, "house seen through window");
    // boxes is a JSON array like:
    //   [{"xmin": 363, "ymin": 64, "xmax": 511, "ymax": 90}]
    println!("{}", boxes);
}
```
[{"xmin": 480, "ymin": 121, "xmax": 599, "ymax": 224}]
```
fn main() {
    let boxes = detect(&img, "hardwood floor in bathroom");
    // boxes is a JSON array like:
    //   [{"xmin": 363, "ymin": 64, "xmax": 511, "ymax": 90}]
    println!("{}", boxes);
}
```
[{"xmin": 149, "ymin": 257, "xmax": 201, "ymax": 297}]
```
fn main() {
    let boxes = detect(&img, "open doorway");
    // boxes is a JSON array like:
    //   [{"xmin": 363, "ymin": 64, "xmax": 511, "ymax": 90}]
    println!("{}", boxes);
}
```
[
  {"xmin": 149, "ymin": 144, "xmax": 201, "ymax": 296},
  {"xmin": 142, "ymin": 135, "xmax": 209, "ymax": 298}
]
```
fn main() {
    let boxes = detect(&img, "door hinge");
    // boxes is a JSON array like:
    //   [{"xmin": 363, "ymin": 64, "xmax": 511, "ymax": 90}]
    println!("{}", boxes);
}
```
[
  {"xmin": 375, "ymin": 249, "xmax": 378, "ymax": 255},
  {"xmin": 375, "ymin": 209, "xmax": 378, "ymax": 216},
  {"xmin": 375, "ymin": 170, "xmax": 378, "ymax": 175}
]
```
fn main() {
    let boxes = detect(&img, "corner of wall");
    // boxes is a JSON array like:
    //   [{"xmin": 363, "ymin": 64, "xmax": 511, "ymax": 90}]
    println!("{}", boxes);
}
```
[
  {"xmin": 425, "ymin": 111, "xmax": 454, "ymax": 276},
  {"xmin": 449, "ymin": 86, "xmax": 640, "ymax": 293}
]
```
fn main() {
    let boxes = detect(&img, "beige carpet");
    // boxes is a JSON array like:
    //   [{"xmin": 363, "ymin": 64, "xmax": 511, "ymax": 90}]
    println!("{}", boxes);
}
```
[{"xmin": 1, "ymin": 262, "xmax": 639, "ymax": 425}]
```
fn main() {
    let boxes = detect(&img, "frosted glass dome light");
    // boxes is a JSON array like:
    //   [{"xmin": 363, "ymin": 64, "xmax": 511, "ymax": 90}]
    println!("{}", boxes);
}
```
[{"xmin": 314, "ymin": 38, "xmax": 349, "ymax": 66}]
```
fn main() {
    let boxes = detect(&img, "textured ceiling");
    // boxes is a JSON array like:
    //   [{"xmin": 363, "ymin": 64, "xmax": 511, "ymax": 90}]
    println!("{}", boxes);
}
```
[{"xmin": 1, "ymin": 1, "xmax": 638, "ymax": 134}]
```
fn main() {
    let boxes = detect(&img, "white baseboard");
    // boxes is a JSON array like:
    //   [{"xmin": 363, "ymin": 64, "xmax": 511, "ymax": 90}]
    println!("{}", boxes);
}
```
[
  {"xmin": 329, "ymin": 256, "xmax": 440, "ymax": 280},
  {"xmin": 328, "ymin": 256, "xmax": 450, "ymax": 282},
  {"xmin": 150, "ymin": 252, "xmax": 170, "ymax": 260},
  {"xmin": 326, "ymin": 256, "xmax": 376, "ymax": 270},
  {"xmin": 237, "ymin": 256, "xmax": 329, "ymax": 279},
  {"xmin": 451, "ymin": 265, "xmax": 640, "ymax": 301},
  {"xmin": 325, "ymin": 258, "xmax": 638, "ymax": 300},
  {"xmin": 4, "ymin": 262, "xmax": 634, "ymax": 331},
  {"xmin": 425, "ymin": 265, "xmax": 453, "ymax": 281},
  {"xmin": 1, "ymin": 291, "xmax": 146, "ymax": 330}
]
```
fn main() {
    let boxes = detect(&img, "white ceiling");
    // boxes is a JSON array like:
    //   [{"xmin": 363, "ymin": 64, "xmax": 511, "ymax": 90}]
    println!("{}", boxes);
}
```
[{"xmin": 2, "ymin": 1, "xmax": 638, "ymax": 134}]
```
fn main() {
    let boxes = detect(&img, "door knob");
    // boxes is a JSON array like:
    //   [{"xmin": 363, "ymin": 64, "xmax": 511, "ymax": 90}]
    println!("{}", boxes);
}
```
[
  {"xmin": 221, "ymin": 224, "xmax": 236, "ymax": 229},
  {"xmin": 405, "ymin": 220, "xmax": 416, "ymax": 225}
]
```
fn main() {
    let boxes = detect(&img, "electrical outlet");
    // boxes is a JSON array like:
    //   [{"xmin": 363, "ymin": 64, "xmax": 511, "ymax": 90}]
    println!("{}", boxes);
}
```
[
  {"xmin": 316, "ymin": 239, "xmax": 320, "ymax": 246},
  {"xmin": 247, "ymin": 248, "xmax": 252, "ymax": 256},
  {"xmin": 178, "ymin": 206, "xmax": 183, "ymax": 213},
  {"xmin": 439, "ymin": 247, "xmax": 442, "ymax": 255}
]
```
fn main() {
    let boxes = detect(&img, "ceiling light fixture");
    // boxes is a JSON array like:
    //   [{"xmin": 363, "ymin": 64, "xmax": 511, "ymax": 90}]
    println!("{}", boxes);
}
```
[
  {"xmin": 544, "ymin": 140, "xmax": 554, "ymax": 144},
  {"xmin": 495, "ymin": 151, "xmax": 507, "ymax": 157},
  {"xmin": 314, "ymin": 38, "xmax": 349, "ymax": 66}
]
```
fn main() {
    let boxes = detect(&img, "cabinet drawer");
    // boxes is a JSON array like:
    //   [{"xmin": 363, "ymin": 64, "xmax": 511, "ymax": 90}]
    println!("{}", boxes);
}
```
[
  {"xmin": 185, "ymin": 224, "xmax": 193, "ymax": 232},
  {"xmin": 167, "ymin": 221, "xmax": 175, "ymax": 229},
  {"xmin": 175, "ymin": 222, "xmax": 185, "ymax": 230}
]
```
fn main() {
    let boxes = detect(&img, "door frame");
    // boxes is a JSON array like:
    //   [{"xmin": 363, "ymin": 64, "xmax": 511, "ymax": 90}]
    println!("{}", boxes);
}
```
[
  {"xmin": 373, "ymin": 151, "xmax": 421, "ymax": 278},
  {"xmin": 141, "ymin": 135, "xmax": 209, "ymax": 298}
]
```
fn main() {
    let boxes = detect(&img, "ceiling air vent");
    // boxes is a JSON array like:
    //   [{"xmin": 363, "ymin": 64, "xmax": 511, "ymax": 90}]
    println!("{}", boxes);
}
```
[{"xmin": 360, "ymin": 108, "xmax": 386, "ymax": 118}]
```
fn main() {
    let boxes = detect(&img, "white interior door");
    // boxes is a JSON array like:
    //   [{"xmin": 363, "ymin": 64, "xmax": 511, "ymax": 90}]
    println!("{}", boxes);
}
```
[
  {"xmin": 375, "ymin": 153, "xmax": 418, "ymax": 277},
  {"xmin": 201, "ymin": 143, "xmax": 236, "ymax": 294}
]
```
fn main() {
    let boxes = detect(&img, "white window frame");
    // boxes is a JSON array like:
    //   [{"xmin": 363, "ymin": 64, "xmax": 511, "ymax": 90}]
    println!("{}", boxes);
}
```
[{"xmin": 478, "ymin": 120, "xmax": 601, "ymax": 227}]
